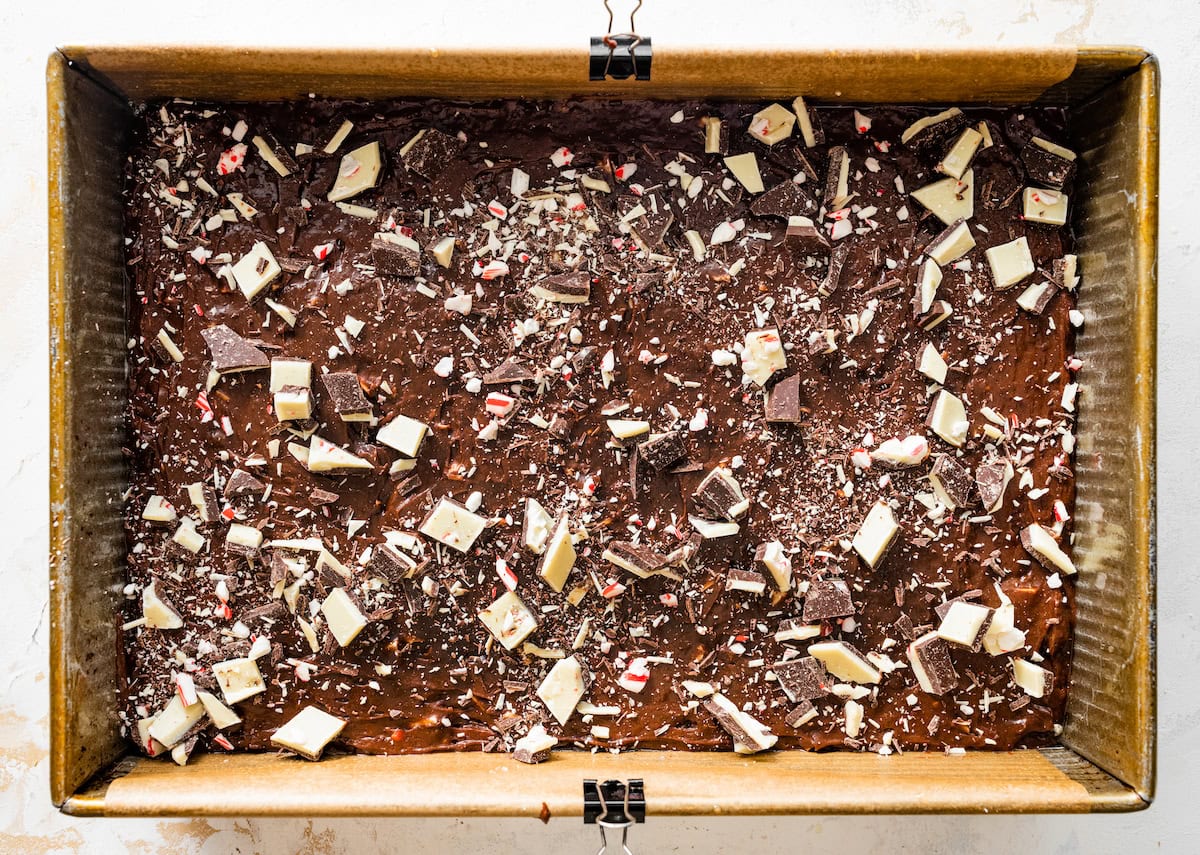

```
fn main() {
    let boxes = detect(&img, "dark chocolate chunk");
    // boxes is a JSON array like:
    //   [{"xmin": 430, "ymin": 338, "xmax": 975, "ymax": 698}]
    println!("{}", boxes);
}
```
[
  {"xmin": 823, "ymin": 146, "xmax": 850, "ymax": 209},
  {"xmin": 930, "ymin": 454, "xmax": 975, "ymax": 507},
  {"xmin": 637, "ymin": 431, "xmax": 687, "ymax": 471},
  {"xmin": 773, "ymin": 656, "xmax": 831, "ymax": 702},
  {"xmin": 895, "ymin": 613, "xmax": 917, "ymax": 641},
  {"xmin": 785, "ymin": 218, "xmax": 831, "ymax": 255},
  {"xmin": 402, "ymin": 128, "xmax": 466, "ymax": 181},
  {"xmin": 320, "ymin": 372, "xmax": 372, "ymax": 419},
  {"xmin": 310, "ymin": 488, "xmax": 340, "ymax": 505},
  {"xmin": 725, "ymin": 568, "xmax": 767, "ymax": 594},
  {"xmin": 802, "ymin": 577, "xmax": 856, "ymax": 623},
  {"xmin": 764, "ymin": 374, "xmax": 804, "ymax": 424},
  {"xmin": 483, "ymin": 357, "xmax": 536, "ymax": 385},
  {"xmin": 819, "ymin": 243, "xmax": 849, "ymax": 296},
  {"xmin": 904, "ymin": 109, "xmax": 968, "ymax": 156},
  {"xmin": 751, "ymin": 180, "xmax": 815, "ymax": 220},
  {"xmin": 692, "ymin": 467, "xmax": 747, "ymax": 521},
  {"xmin": 603, "ymin": 540, "xmax": 667, "ymax": 578},
  {"xmin": 371, "ymin": 235, "xmax": 421, "ymax": 277},
  {"xmin": 367, "ymin": 543, "xmax": 415, "ymax": 582},
  {"xmin": 529, "ymin": 272, "xmax": 591, "ymax": 304},
  {"xmin": 909, "ymin": 633, "xmax": 959, "ymax": 695},
  {"xmin": 256, "ymin": 131, "xmax": 299, "ymax": 174},
  {"xmin": 975, "ymin": 461, "xmax": 1011, "ymax": 510},
  {"xmin": 268, "ymin": 551, "xmax": 291, "ymax": 586},
  {"xmin": 627, "ymin": 190, "xmax": 675, "ymax": 247},
  {"xmin": 917, "ymin": 299, "xmax": 953, "ymax": 330},
  {"xmin": 701, "ymin": 696, "xmax": 771, "ymax": 751},
  {"xmin": 223, "ymin": 468, "xmax": 265, "ymax": 499},
  {"xmin": 785, "ymin": 700, "xmax": 817, "ymax": 727},
  {"xmin": 1020, "ymin": 281, "xmax": 1060, "ymax": 315},
  {"xmin": 200, "ymin": 324, "xmax": 270, "ymax": 374},
  {"xmin": 1020, "ymin": 139, "xmax": 1076, "ymax": 191}
]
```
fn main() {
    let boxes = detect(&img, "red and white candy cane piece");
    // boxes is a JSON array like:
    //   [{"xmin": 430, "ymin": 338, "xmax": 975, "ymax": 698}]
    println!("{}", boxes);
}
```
[
  {"xmin": 617, "ymin": 657, "xmax": 650, "ymax": 693},
  {"xmin": 495, "ymin": 558, "xmax": 518, "ymax": 592},
  {"xmin": 313, "ymin": 242, "xmax": 335, "ymax": 261},
  {"xmin": 485, "ymin": 393, "xmax": 516, "ymax": 418},
  {"xmin": 550, "ymin": 146, "xmax": 574, "ymax": 167},
  {"xmin": 175, "ymin": 673, "xmax": 198, "ymax": 706},
  {"xmin": 581, "ymin": 474, "xmax": 599, "ymax": 497},
  {"xmin": 849, "ymin": 448, "xmax": 872, "ymax": 469},
  {"xmin": 217, "ymin": 143, "xmax": 247, "ymax": 176},
  {"xmin": 614, "ymin": 163, "xmax": 637, "ymax": 181},
  {"xmin": 659, "ymin": 592, "xmax": 678, "ymax": 608},
  {"xmin": 486, "ymin": 199, "xmax": 509, "ymax": 220},
  {"xmin": 479, "ymin": 260, "xmax": 510, "ymax": 280},
  {"xmin": 221, "ymin": 415, "xmax": 234, "ymax": 437},
  {"xmin": 1053, "ymin": 500, "xmax": 1071, "ymax": 523},
  {"xmin": 600, "ymin": 580, "xmax": 626, "ymax": 599},
  {"xmin": 212, "ymin": 734, "xmax": 235, "ymax": 751}
]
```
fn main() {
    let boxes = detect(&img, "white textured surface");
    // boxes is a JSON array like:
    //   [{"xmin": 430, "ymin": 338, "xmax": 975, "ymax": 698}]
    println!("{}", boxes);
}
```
[{"xmin": 1, "ymin": 1, "xmax": 1192, "ymax": 851}]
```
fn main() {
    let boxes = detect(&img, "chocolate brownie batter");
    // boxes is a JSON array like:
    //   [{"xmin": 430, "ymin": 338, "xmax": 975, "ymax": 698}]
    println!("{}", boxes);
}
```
[{"xmin": 119, "ymin": 96, "xmax": 1079, "ymax": 762}]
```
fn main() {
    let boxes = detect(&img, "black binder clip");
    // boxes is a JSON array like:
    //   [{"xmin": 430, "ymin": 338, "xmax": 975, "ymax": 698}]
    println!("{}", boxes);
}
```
[
  {"xmin": 584, "ymin": 779, "xmax": 645, "ymax": 855},
  {"xmin": 590, "ymin": 0, "xmax": 652, "ymax": 81}
]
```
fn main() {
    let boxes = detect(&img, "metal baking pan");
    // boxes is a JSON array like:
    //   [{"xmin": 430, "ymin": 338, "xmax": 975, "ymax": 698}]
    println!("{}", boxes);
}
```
[{"xmin": 48, "ymin": 44, "xmax": 1157, "ymax": 816}]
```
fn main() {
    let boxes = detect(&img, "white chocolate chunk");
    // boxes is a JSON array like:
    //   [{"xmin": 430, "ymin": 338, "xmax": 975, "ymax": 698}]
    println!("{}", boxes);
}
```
[
  {"xmin": 915, "ymin": 259, "xmax": 942, "ymax": 315},
  {"xmin": 419, "ymin": 496, "xmax": 487, "ymax": 553},
  {"xmin": 212, "ymin": 657, "xmax": 265, "ymax": 705},
  {"xmin": 844, "ymin": 699, "xmax": 864, "ymax": 738},
  {"xmin": 1021, "ymin": 524, "xmax": 1077, "ymax": 575},
  {"xmin": 226, "ymin": 523, "xmax": 263, "ymax": 552},
  {"xmin": 688, "ymin": 515, "xmax": 740, "ymax": 539},
  {"xmin": 1016, "ymin": 281, "xmax": 1057, "ymax": 313},
  {"xmin": 376, "ymin": 414, "xmax": 429, "ymax": 457},
  {"xmin": 828, "ymin": 146, "xmax": 852, "ymax": 209},
  {"xmin": 983, "ymin": 599, "xmax": 1027, "ymax": 655},
  {"xmin": 198, "ymin": 690, "xmax": 242, "ymax": 729},
  {"xmin": 273, "ymin": 386, "xmax": 312, "ymax": 421},
  {"xmin": 937, "ymin": 127, "xmax": 983, "ymax": 180},
  {"xmin": 911, "ymin": 169, "xmax": 974, "ymax": 226},
  {"xmin": 538, "ymin": 515, "xmax": 577, "ymax": 593},
  {"xmin": 327, "ymin": 141, "xmax": 382, "ymax": 203},
  {"xmin": 269, "ymin": 358, "xmax": 312, "ymax": 392},
  {"xmin": 172, "ymin": 517, "xmax": 206, "ymax": 554},
  {"xmin": 536, "ymin": 655, "xmax": 587, "ymax": 726},
  {"xmin": 1022, "ymin": 187, "xmax": 1069, "ymax": 226},
  {"xmin": 142, "ymin": 495, "xmax": 177, "ymax": 524},
  {"xmin": 871, "ymin": 435, "xmax": 930, "ymax": 468},
  {"xmin": 271, "ymin": 706, "xmax": 346, "ymax": 760},
  {"xmin": 928, "ymin": 390, "xmax": 969, "ymax": 447},
  {"xmin": 1032, "ymin": 136, "xmax": 1077, "ymax": 162},
  {"xmin": 901, "ymin": 108, "xmax": 963, "ymax": 144},
  {"xmin": 908, "ymin": 632, "xmax": 948, "ymax": 693},
  {"xmin": 707, "ymin": 692, "xmax": 778, "ymax": 754},
  {"xmin": 937, "ymin": 601, "xmax": 993, "ymax": 648},
  {"xmin": 1059, "ymin": 254, "xmax": 1080, "ymax": 291},
  {"xmin": 141, "ymin": 580, "xmax": 183, "ymax": 629},
  {"xmin": 985, "ymin": 236, "xmax": 1035, "ymax": 290},
  {"xmin": 917, "ymin": 342, "xmax": 948, "ymax": 384},
  {"xmin": 681, "ymin": 680, "xmax": 716, "ymax": 698},
  {"xmin": 775, "ymin": 623, "xmax": 822, "ymax": 643},
  {"xmin": 147, "ymin": 695, "xmax": 205, "ymax": 748},
  {"xmin": 156, "ymin": 329, "xmax": 184, "ymax": 363},
  {"xmin": 231, "ymin": 241, "xmax": 281, "ymax": 301},
  {"xmin": 1012, "ymin": 658, "xmax": 1054, "ymax": 698},
  {"xmin": 702, "ymin": 117, "xmax": 722, "ymax": 153},
  {"xmin": 757, "ymin": 540, "xmax": 793, "ymax": 592},
  {"xmin": 724, "ymin": 152, "xmax": 764, "ymax": 194},
  {"xmin": 792, "ymin": 96, "xmax": 818, "ymax": 147},
  {"xmin": 321, "ymin": 587, "xmax": 368, "ymax": 647},
  {"xmin": 264, "ymin": 297, "xmax": 298, "ymax": 327},
  {"xmin": 741, "ymin": 328, "xmax": 787, "ymax": 386},
  {"xmin": 513, "ymin": 724, "xmax": 558, "ymax": 762},
  {"xmin": 226, "ymin": 192, "xmax": 258, "ymax": 219},
  {"xmin": 251, "ymin": 135, "xmax": 291, "ymax": 176},
  {"xmin": 925, "ymin": 219, "xmax": 975, "ymax": 265},
  {"xmin": 747, "ymin": 103, "xmax": 795, "ymax": 146},
  {"xmin": 809, "ymin": 641, "xmax": 881, "ymax": 684},
  {"xmin": 523, "ymin": 497, "xmax": 554, "ymax": 554},
  {"xmin": 431, "ymin": 236, "xmax": 456, "ymax": 268},
  {"xmin": 322, "ymin": 119, "xmax": 354, "ymax": 154},
  {"xmin": 478, "ymin": 590, "xmax": 538, "ymax": 650},
  {"xmin": 851, "ymin": 499, "xmax": 898, "ymax": 569},
  {"xmin": 307, "ymin": 435, "xmax": 373, "ymax": 472},
  {"xmin": 606, "ymin": 419, "xmax": 650, "ymax": 440}
]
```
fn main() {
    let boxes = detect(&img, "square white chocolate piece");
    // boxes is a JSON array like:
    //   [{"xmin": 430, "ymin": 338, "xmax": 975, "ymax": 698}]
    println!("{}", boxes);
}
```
[
  {"xmin": 915, "ymin": 259, "xmax": 943, "ymax": 315},
  {"xmin": 928, "ymin": 389, "xmax": 969, "ymax": 447},
  {"xmin": 172, "ymin": 517, "xmax": 206, "ymax": 554},
  {"xmin": 1021, "ymin": 523, "xmax": 1077, "ymax": 575},
  {"xmin": 536, "ymin": 655, "xmax": 587, "ymax": 726},
  {"xmin": 198, "ymin": 690, "xmax": 242, "ymax": 729},
  {"xmin": 212, "ymin": 657, "xmax": 266, "ymax": 704},
  {"xmin": 142, "ymin": 495, "xmax": 176, "ymax": 524},
  {"xmin": 937, "ymin": 127, "xmax": 983, "ymax": 180},
  {"xmin": 523, "ymin": 497, "xmax": 554, "ymax": 554},
  {"xmin": 327, "ymin": 141, "xmax": 382, "ymax": 203},
  {"xmin": 377, "ymin": 414, "xmax": 429, "ymax": 458},
  {"xmin": 141, "ymin": 580, "xmax": 183, "ymax": 629},
  {"xmin": 321, "ymin": 587, "xmax": 368, "ymax": 647},
  {"xmin": 917, "ymin": 343, "xmax": 948, "ymax": 384},
  {"xmin": 538, "ymin": 515, "xmax": 576, "ymax": 593},
  {"xmin": 708, "ymin": 692, "xmax": 778, "ymax": 753},
  {"xmin": 147, "ymin": 695, "xmax": 205, "ymax": 748},
  {"xmin": 936, "ymin": 601, "xmax": 993, "ymax": 648},
  {"xmin": 911, "ymin": 169, "xmax": 974, "ymax": 226},
  {"xmin": 478, "ymin": 590, "xmax": 538, "ymax": 650},
  {"xmin": 1022, "ymin": 187, "xmax": 1069, "ymax": 226},
  {"xmin": 1016, "ymin": 281, "xmax": 1057, "ymax": 313},
  {"xmin": 757, "ymin": 540, "xmax": 793, "ymax": 592},
  {"xmin": 747, "ymin": 103, "xmax": 795, "ymax": 146},
  {"xmin": 985, "ymin": 236, "xmax": 1035, "ymax": 290},
  {"xmin": 231, "ymin": 241, "xmax": 281, "ymax": 301},
  {"xmin": 852, "ymin": 499, "xmax": 898, "ymax": 569},
  {"xmin": 808, "ymin": 641, "xmax": 881, "ymax": 684},
  {"xmin": 723, "ymin": 152, "xmax": 764, "ymax": 194},
  {"xmin": 226, "ymin": 523, "xmax": 263, "ymax": 552},
  {"xmin": 419, "ymin": 496, "xmax": 487, "ymax": 553},
  {"xmin": 925, "ymin": 219, "xmax": 975, "ymax": 265},
  {"xmin": 270, "ymin": 358, "xmax": 312, "ymax": 392},
  {"xmin": 271, "ymin": 705, "xmax": 347, "ymax": 760},
  {"xmin": 274, "ymin": 387, "xmax": 313, "ymax": 421},
  {"xmin": 1012, "ymin": 658, "xmax": 1053, "ymax": 698},
  {"xmin": 431, "ymin": 236, "xmax": 456, "ymax": 268},
  {"xmin": 307, "ymin": 435, "xmax": 373, "ymax": 472},
  {"xmin": 742, "ymin": 328, "xmax": 787, "ymax": 386}
]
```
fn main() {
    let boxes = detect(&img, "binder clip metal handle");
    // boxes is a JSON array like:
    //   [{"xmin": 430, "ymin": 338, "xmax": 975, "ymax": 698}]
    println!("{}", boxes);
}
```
[
  {"xmin": 590, "ymin": 0, "xmax": 652, "ymax": 81},
  {"xmin": 584, "ymin": 778, "xmax": 645, "ymax": 855}
]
